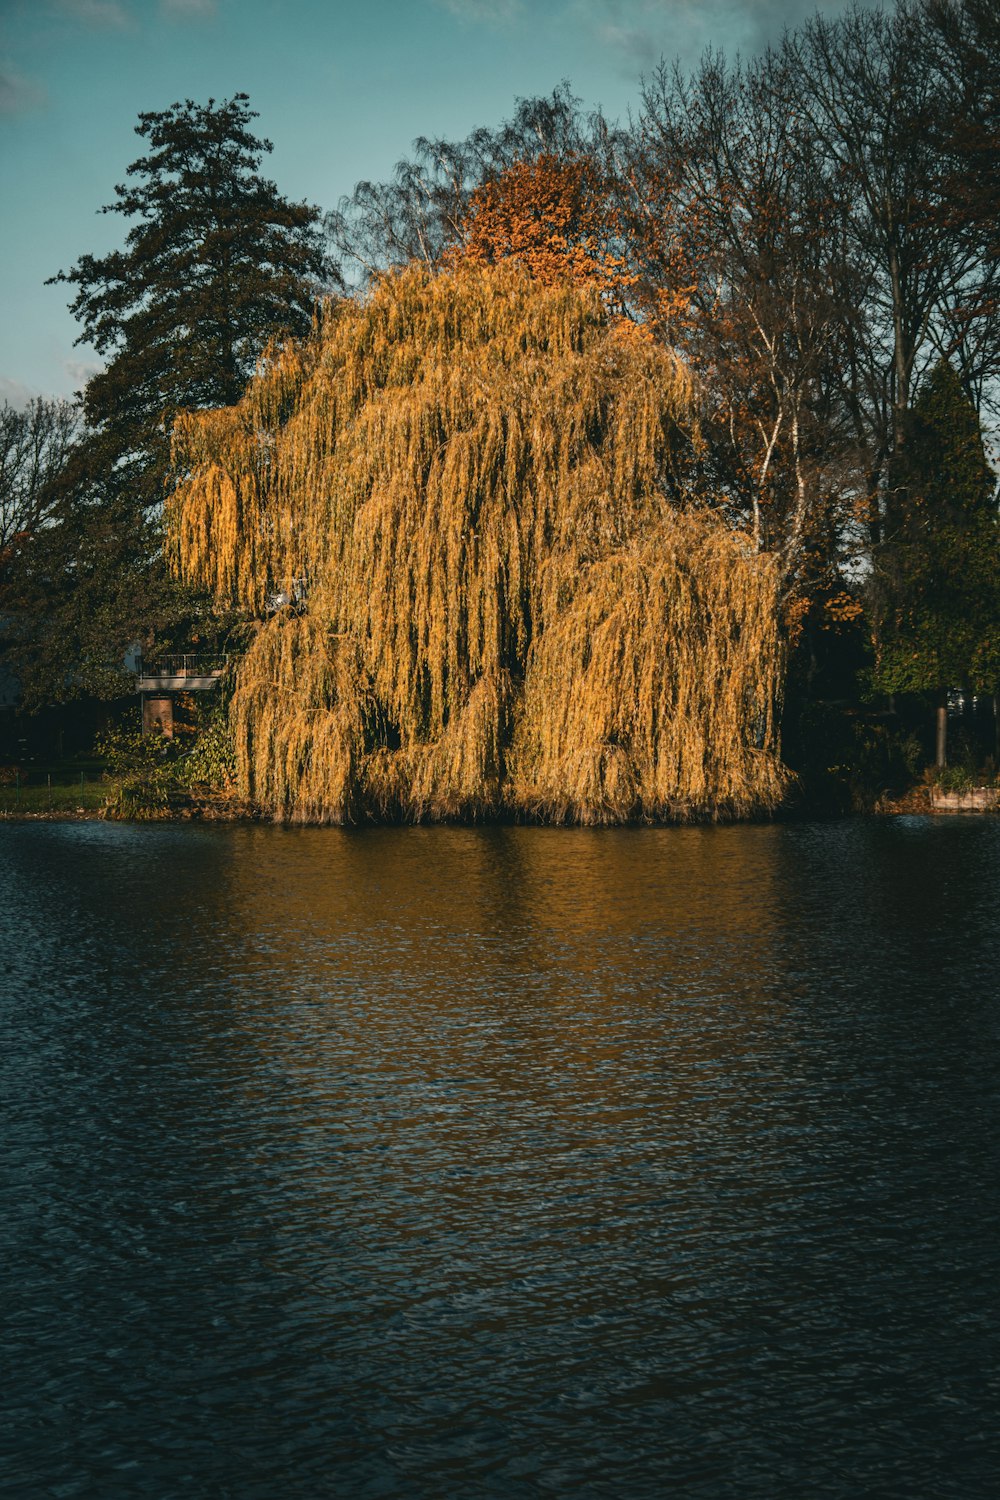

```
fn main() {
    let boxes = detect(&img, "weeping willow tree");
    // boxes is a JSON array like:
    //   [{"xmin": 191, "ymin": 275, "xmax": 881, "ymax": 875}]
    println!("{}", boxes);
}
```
[{"xmin": 168, "ymin": 262, "xmax": 786, "ymax": 823}]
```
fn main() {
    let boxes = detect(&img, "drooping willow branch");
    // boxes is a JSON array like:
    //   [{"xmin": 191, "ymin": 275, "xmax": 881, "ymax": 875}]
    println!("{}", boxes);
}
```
[{"xmin": 169, "ymin": 262, "xmax": 786, "ymax": 822}]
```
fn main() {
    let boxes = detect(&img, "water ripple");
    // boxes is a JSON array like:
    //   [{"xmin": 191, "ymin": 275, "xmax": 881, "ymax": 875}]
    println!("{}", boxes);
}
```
[{"xmin": 2, "ymin": 820, "xmax": 999, "ymax": 1497}]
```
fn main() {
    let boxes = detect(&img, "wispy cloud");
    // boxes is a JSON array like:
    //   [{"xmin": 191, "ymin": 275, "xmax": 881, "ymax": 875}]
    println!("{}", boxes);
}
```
[
  {"xmin": 430, "ymin": 0, "xmax": 869, "ymax": 76},
  {"xmin": 65, "ymin": 358, "xmax": 102, "ymax": 391},
  {"xmin": 0, "ymin": 62, "xmax": 46, "ymax": 115},
  {"xmin": 433, "ymin": 0, "xmax": 525, "ymax": 24},
  {"xmin": 570, "ymin": 0, "xmax": 868, "ymax": 73},
  {"xmin": 565, "ymin": 1, "xmax": 698, "ymax": 77},
  {"xmin": 0, "ymin": 377, "xmax": 41, "ymax": 409},
  {"xmin": 595, "ymin": 19, "xmax": 662, "ymax": 72},
  {"xmin": 55, "ymin": 0, "xmax": 132, "ymax": 27},
  {"xmin": 160, "ymin": 0, "xmax": 218, "ymax": 18}
]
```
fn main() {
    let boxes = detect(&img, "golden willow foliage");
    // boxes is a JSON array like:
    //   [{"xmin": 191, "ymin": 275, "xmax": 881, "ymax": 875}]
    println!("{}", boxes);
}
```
[{"xmin": 169, "ymin": 262, "xmax": 786, "ymax": 823}]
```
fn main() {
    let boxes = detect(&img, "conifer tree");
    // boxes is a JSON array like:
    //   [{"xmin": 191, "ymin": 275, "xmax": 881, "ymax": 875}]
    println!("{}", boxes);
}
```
[
  {"xmin": 51, "ymin": 93, "xmax": 331, "ymax": 511},
  {"xmin": 13, "ymin": 95, "xmax": 333, "ymax": 707},
  {"xmin": 873, "ymin": 359, "xmax": 1000, "ymax": 764}
]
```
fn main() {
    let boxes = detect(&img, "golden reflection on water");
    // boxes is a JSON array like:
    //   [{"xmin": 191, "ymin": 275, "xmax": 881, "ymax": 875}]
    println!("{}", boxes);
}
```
[
  {"xmin": 179, "ymin": 825, "xmax": 793, "ymax": 1226},
  {"xmin": 208, "ymin": 826, "xmax": 784, "ymax": 1021},
  {"xmin": 217, "ymin": 824, "xmax": 781, "ymax": 966}
]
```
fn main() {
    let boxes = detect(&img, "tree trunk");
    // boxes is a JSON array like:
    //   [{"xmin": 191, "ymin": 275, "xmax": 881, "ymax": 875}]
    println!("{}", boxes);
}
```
[{"xmin": 936, "ymin": 690, "xmax": 948, "ymax": 769}]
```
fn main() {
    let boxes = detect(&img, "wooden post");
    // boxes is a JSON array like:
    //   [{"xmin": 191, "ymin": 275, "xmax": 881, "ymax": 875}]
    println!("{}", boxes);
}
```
[{"xmin": 936, "ymin": 691, "xmax": 948, "ymax": 769}]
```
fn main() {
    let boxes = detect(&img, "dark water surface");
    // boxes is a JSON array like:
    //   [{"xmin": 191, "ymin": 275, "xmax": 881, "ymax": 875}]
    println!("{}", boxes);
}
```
[{"xmin": 2, "ymin": 818, "xmax": 999, "ymax": 1498}]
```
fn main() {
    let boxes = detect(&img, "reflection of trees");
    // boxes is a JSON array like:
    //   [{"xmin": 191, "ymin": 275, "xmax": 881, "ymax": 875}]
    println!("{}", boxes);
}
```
[{"xmin": 210, "ymin": 826, "xmax": 786, "ymax": 1149}]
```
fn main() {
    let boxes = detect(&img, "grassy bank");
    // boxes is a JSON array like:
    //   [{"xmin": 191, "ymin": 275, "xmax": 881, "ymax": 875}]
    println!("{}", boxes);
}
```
[{"xmin": 0, "ymin": 775, "xmax": 108, "ymax": 816}]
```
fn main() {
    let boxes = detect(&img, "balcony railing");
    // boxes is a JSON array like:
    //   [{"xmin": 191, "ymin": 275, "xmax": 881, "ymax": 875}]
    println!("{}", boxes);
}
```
[{"xmin": 136, "ymin": 653, "xmax": 232, "ymax": 691}]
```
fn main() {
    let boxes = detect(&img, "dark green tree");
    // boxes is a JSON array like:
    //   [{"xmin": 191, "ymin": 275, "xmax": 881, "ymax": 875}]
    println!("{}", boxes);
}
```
[
  {"xmin": 53, "ymin": 93, "xmax": 332, "ymax": 508},
  {"xmin": 872, "ymin": 359, "xmax": 1000, "ymax": 765},
  {"xmin": 9, "ymin": 94, "xmax": 334, "ymax": 707}
]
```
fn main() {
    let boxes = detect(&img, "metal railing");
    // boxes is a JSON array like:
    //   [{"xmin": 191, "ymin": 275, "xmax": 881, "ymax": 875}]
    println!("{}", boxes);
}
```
[{"xmin": 136, "ymin": 653, "xmax": 231, "ymax": 679}]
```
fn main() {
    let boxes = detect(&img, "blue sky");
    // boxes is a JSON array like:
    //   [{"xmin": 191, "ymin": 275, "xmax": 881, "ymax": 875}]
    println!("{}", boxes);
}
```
[{"xmin": 1, "ymin": 0, "xmax": 860, "ymax": 405}]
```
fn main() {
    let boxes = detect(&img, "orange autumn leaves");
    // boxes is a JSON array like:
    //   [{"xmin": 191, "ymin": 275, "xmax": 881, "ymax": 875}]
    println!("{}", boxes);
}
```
[{"xmin": 451, "ymin": 153, "xmax": 636, "ymax": 311}]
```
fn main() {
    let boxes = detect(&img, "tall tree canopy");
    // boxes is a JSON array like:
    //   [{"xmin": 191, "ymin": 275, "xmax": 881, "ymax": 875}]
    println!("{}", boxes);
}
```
[
  {"xmin": 169, "ymin": 263, "xmax": 786, "ymax": 824},
  {"xmin": 929, "ymin": 0, "xmax": 1000, "ymax": 260},
  {"xmin": 52, "ymin": 92, "xmax": 332, "ymax": 498},
  {"xmin": 632, "ymin": 46, "xmax": 858, "ymax": 591},
  {"xmin": 9, "ymin": 94, "xmax": 333, "ymax": 707},
  {"xmin": 922, "ymin": 0, "xmax": 1000, "ymax": 407}
]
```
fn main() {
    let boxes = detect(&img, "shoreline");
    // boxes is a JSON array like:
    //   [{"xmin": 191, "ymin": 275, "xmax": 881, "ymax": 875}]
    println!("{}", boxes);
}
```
[{"xmin": 3, "ymin": 798, "xmax": 999, "ymax": 826}]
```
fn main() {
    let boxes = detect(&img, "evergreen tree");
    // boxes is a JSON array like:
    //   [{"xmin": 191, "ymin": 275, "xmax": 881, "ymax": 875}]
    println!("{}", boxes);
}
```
[
  {"xmin": 873, "ymin": 359, "xmax": 1000, "ymax": 763},
  {"xmin": 52, "ymin": 93, "xmax": 332, "ymax": 510},
  {"xmin": 10, "ymin": 94, "xmax": 333, "ymax": 707}
]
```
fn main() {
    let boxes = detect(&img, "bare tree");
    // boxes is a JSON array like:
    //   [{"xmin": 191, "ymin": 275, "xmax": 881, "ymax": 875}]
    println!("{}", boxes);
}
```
[
  {"xmin": 0, "ymin": 397, "xmax": 80, "ymax": 556},
  {"xmin": 326, "ymin": 85, "xmax": 602, "ymax": 282},
  {"xmin": 922, "ymin": 0, "xmax": 1000, "ymax": 410},
  {"xmin": 628, "ymin": 1, "xmax": 1000, "ymax": 588},
  {"xmin": 631, "ymin": 47, "xmax": 863, "ymax": 590},
  {"xmin": 784, "ymin": 4, "xmax": 995, "ymax": 523}
]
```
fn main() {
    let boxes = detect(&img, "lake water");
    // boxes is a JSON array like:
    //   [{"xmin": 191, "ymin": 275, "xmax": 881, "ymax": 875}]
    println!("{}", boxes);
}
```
[{"xmin": 2, "ymin": 817, "xmax": 999, "ymax": 1498}]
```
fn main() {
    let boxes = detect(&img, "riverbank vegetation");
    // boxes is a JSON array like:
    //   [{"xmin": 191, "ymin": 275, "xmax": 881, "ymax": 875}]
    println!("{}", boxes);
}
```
[
  {"xmin": 0, "ymin": 700, "xmax": 241, "ymax": 820},
  {"xmin": 3, "ymin": 0, "xmax": 1000, "ymax": 821}
]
